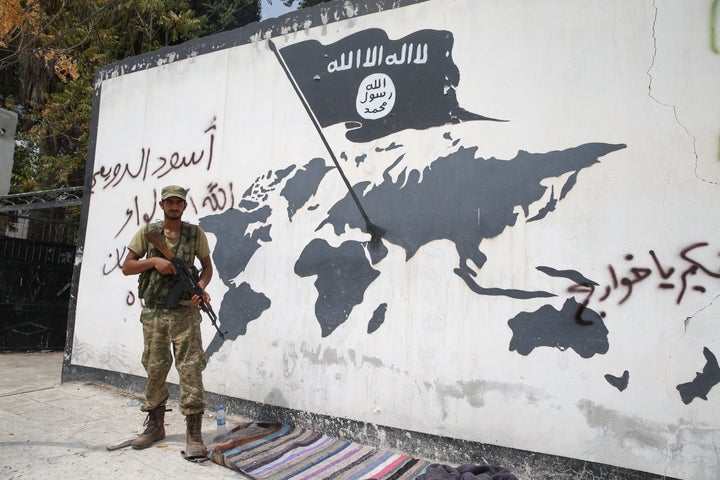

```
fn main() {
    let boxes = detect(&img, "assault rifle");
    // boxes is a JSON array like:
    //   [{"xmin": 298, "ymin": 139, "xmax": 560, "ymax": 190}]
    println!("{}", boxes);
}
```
[{"xmin": 144, "ymin": 229, "xmax": 226, "ymax": 340}]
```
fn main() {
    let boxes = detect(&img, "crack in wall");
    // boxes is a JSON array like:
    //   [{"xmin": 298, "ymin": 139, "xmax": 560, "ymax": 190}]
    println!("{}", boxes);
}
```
[
  {"xmin": 646, "ymin": 0, "xmax": 719, "ymax": 188},
  {"xmin": 683, "ymin": 290, "xmax": 720, "ymax": 333}
]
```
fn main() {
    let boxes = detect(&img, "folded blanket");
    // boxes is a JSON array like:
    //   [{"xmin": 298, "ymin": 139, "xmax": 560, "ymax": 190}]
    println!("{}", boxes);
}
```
[
  {"xmin": 208, "ymin": 422, "xmax": 432, "ymax": 479},
  {"xmin": 415, "ymin": 463, "xmax": 518, "ymax": 480}
]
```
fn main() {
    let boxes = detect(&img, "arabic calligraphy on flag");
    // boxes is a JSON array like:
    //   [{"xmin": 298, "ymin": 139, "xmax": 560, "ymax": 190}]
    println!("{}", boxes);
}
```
[{"xmin": 279, "ymin": 28, "xmax": 503, "ymax": 143}]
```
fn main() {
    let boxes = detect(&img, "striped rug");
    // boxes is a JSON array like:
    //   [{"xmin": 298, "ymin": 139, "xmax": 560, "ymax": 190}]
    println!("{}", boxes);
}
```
[{"xmin": 208, "ymin": 422, "xmax": 432, "ymax": 479}]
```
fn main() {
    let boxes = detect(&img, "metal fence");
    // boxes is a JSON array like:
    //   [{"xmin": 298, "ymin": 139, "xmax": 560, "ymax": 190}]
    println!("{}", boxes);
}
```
[
  {"xmin": 0, "ymin": 206, "xmax": 79, "ymax": 351},
  {"xmin": 2, "ymin": 212, "xmax": 79, "ymax": 245}
]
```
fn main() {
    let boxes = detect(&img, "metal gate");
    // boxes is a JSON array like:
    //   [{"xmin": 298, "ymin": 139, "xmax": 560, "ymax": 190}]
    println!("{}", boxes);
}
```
[{"xmin": 0, "ymin": 188, "xmax": 83, "ymax": 350}]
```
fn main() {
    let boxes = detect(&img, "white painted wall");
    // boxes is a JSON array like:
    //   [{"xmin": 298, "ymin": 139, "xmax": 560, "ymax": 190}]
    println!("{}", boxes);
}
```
[
  {"xmin": 71, "ymin": 1, "xmax": 720, "ymax": 478},
  {"xmin": 0, "ymin": 107, "xmax": 18, "ymax": 196}
]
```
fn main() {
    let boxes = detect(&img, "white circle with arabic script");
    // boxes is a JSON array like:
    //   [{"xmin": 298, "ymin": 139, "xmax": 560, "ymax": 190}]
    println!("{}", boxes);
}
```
[{"xmin": 356, "ymin": 73, "xmax": 396, "ymax": 120}]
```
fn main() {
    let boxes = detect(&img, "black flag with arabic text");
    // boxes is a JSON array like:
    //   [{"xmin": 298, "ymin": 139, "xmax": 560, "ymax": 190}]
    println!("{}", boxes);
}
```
[{"xmin": 278, "ymin": 28, "xmax": 504, "ymax": 143}]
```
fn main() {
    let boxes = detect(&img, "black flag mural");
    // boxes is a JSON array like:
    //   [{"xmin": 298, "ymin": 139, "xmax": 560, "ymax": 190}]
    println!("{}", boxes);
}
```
[{"xmin": 279, "ymin": 28, "xmax": 504, "ymax": 143}]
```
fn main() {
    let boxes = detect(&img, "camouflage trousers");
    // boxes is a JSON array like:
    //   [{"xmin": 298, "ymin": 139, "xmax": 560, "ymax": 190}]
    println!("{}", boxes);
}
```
[{"xmin": 140, "ymin": 305, "xmax": 206, "ymax": 415}]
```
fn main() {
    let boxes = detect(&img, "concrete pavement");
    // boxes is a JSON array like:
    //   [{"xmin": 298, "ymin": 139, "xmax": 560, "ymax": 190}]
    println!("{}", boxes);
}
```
[
  {"xmin": 0, "ymin": 351, "xmax": 248, "ymax": 480},
  {"xmin": 0, "ymin": 351, "xmax": 671, "ymax": 480}
]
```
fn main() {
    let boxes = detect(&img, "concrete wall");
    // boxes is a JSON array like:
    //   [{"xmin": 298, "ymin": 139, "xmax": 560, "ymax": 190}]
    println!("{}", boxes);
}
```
[
  {"xmin": 0, "ymin": 107, "xmax": 18, "ymax": 196},
  {"xmin": 66, "ymin": 1, "xmax": 720, "ymax": 478}
]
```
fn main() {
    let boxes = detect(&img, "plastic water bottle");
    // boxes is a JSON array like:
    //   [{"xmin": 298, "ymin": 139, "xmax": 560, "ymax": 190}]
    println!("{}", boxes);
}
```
[{"xmin": 216, "ymin": 405, "xmax": 227, "ymax": 435}]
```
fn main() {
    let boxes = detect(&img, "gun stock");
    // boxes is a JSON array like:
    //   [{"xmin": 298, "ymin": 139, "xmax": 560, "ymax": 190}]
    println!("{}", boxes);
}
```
[{"xmin": 145, "ymin": 229, "xmax": 175, "ymax": 259}]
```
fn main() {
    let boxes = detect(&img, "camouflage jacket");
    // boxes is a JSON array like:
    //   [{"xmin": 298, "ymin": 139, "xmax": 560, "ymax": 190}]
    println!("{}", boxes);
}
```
[{"xmin": 138, "ymin": 221, "xmax": 199, "ymax": 307}]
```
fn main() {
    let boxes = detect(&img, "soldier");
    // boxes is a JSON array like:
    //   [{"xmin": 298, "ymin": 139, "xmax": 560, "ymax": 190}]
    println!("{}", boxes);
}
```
[{"xmin": 121, "ymin": 185, "xmax": 213, "ymax": 459}]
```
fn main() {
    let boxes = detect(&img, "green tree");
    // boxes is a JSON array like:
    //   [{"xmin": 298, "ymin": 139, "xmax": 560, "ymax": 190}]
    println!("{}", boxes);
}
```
[
  {"xmin": 193, "ymin": 0, "xmax": 260, "ymax": 34},
  {"xmin": 0, "ymin": 0, "xmax": 259, "ymax": 193}
]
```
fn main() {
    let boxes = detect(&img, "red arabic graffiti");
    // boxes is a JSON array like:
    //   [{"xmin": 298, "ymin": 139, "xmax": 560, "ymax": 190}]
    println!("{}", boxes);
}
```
[
  {"xmin": 114, "ymin": 191, "xmax": 159, "ymax": 239},
  {"xmin": 103, "ymin": 180, "xmax": 237, "ymax": 276},
  {"xmin": 569, "ymin": 242, "xmax": 720, "ymax": 317},
  {"xmin": 201, "ymin": 182, "xmax": 235, "ymax": 212},
  {"xmin": 103, "ymin": 246, "xmax": 128, "ymax": 275},
  {"xmin": 126, "ymin": 290, "xmax": 146, "ymax": 308},
  {"xmin": 91, "ymin": 121, "xmax": 216, "ymax": 191}
]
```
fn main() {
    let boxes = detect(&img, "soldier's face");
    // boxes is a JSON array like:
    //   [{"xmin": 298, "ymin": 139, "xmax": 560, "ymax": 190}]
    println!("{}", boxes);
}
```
[{"xmin": 160, "ymin": 197, "xmax": 186, "ymax": 220}]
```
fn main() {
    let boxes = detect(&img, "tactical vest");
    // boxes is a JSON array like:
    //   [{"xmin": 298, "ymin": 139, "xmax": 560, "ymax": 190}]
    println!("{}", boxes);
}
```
[{"xmin": 138, "ymin": 221, "xmax": 200, "ymax": 307}]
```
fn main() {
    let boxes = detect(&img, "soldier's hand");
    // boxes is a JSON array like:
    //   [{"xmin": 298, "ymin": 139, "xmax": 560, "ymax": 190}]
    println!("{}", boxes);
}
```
[
  {"xmin": 191, "ymin": 291, "xmax": 211, "ymax": 309},
  {"xmin": 154, "ymin": 257, "xmax": 177, "ymax": 275}
]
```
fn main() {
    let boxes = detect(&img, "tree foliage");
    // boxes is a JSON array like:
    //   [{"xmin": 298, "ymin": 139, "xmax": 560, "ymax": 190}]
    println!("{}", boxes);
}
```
[{"xmin": 0, "ymin": 0, "xmax": 259, "ymax": 193}]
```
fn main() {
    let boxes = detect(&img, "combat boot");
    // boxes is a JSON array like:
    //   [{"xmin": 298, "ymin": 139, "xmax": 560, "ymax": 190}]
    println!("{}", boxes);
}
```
[
  {"xmin": 185, "ymin": 412, "xmax": 207, "ymax": 458},
  {"xmin": 131, "ymin": 406, "xmax": 166, "ymax": 450}
]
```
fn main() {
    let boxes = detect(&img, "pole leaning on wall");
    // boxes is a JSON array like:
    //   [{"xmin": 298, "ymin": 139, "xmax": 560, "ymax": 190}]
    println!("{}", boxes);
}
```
[{"xmin": 268, "ymin": 39, "xmax": 385, "ymax": 248}]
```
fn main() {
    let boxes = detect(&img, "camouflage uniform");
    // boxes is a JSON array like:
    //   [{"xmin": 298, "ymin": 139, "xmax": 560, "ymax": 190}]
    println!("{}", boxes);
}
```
[
  {"xmin": 127, "ymin": 220, "xmax": 211, "ymax": 416},
  {"xmin": 140, "ymin": 305, "xmax": 206, "ymax": 415}
]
